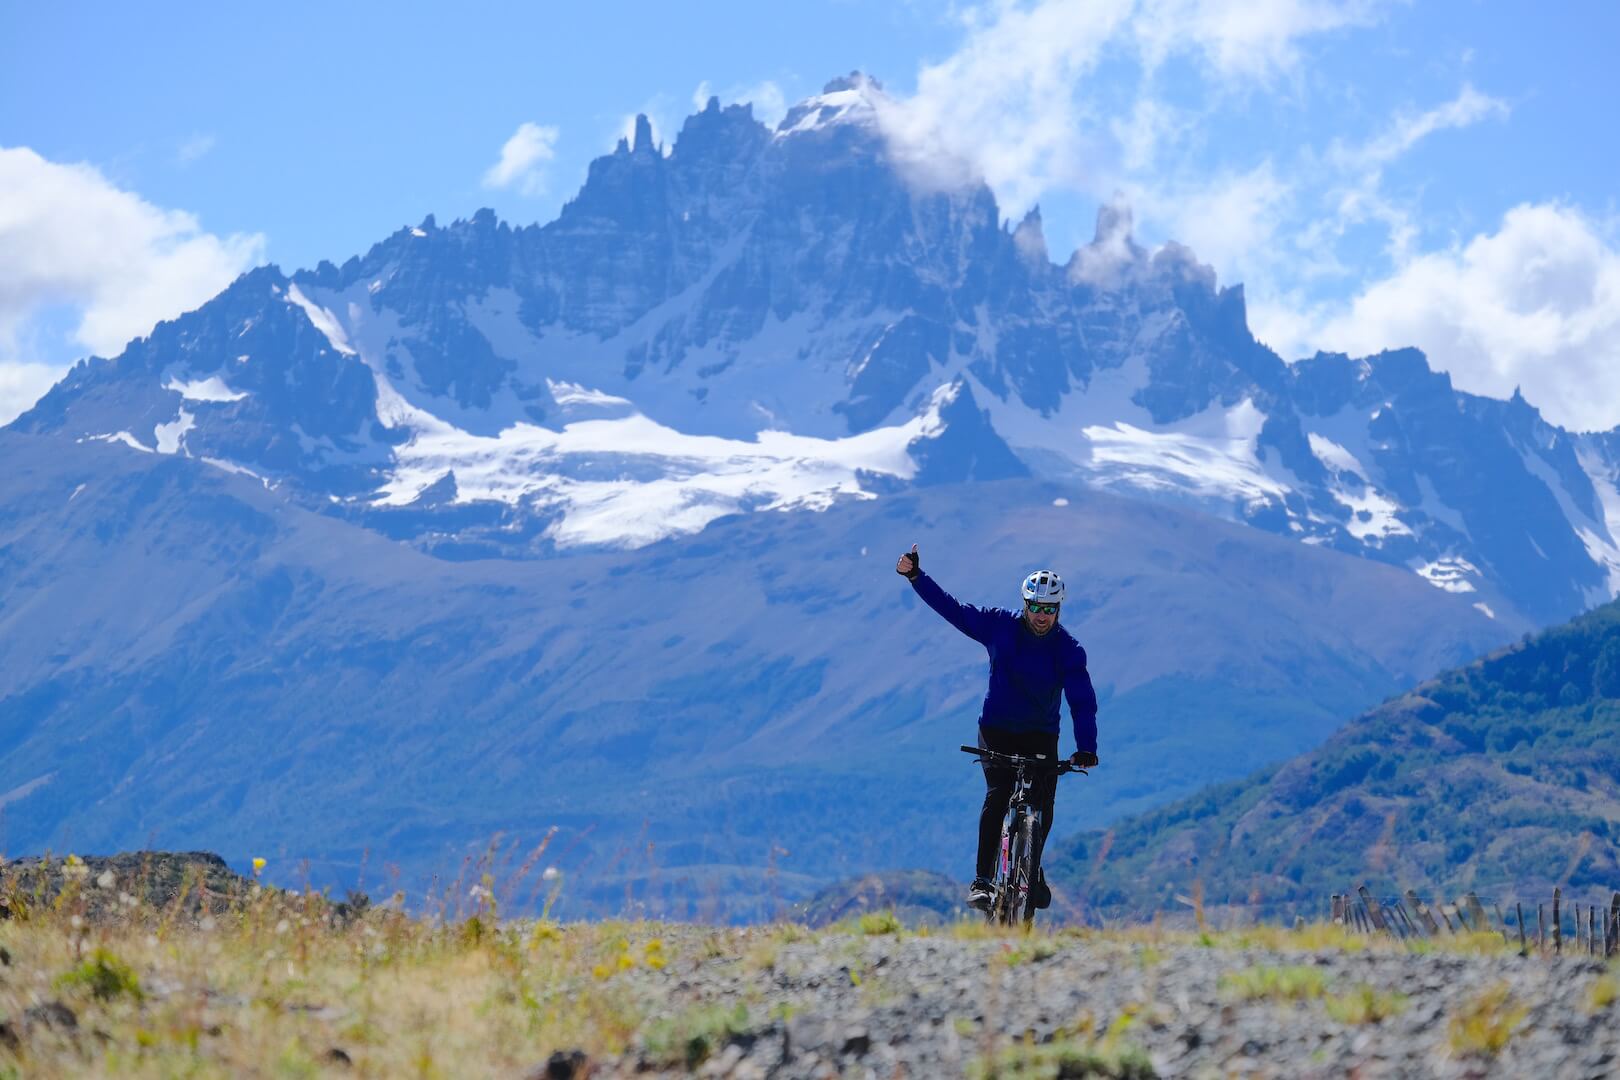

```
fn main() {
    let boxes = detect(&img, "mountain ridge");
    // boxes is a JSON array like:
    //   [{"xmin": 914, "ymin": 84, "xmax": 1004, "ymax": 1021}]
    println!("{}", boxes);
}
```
[
  {"xmin": 12, "ymin": 78, "xmax": 1620, "ymax": 624},
  {"xmin": 0, "ymin": 427, "xmax": 1508, "ymax": 912}
]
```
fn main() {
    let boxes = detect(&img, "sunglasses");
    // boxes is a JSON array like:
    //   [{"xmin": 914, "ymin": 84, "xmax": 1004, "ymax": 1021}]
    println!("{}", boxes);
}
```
[{"xmin": 1025, "ymin": 602, "xmax": 1060, "ymax": 616}]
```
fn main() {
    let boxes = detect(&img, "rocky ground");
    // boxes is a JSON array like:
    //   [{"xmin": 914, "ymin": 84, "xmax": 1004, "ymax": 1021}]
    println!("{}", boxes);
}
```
[
  {"xmin": 579, "ymin": 925, "xmax": 1619, "ymax": 1079},
  {"xmin": 4, "ymin": 858, "xmax": 1618, "ymax": 1078}
]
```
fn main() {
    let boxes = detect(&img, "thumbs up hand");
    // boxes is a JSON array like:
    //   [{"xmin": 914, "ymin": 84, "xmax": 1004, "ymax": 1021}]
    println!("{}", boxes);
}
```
[{"xmin": 896, "ymin": 544, "xmax": 920, "ymax": 580}]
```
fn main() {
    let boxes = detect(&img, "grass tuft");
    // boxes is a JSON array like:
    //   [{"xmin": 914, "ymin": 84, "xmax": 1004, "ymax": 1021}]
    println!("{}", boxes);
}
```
[
  {"xmin": 54, "ymin": 947, "xmax": 144, "ymax": 1002},
  {"xmin": 1218, "ymin": 965, "xmax": 1329, "ymax": 1002},
  {"xmin": 1447, "ymin": 982, "xmax": 1527, "ymax": 1058},
  {"xmin": 857, "ymin": 910, "xmax": 904, "ymax": 936},
  {"xmin": 641, "ymin": 1002, "xmax": 750, "ymax": 1069},
  {"xmin": 969, "ymin": 1034, "xmax": 1157, "ymax": 1079},
  {"xmin": 1324, "ymin": 985, "xmax": 1408, "ymax": 1024}
]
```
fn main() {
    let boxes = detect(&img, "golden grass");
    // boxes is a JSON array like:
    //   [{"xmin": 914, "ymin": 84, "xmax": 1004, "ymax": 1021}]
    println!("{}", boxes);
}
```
[
  {"xmin": 0, "ymin": 870, "xmax": 1568, "ymax": 1079},
  {"xmin": 1446, "ymin": 982, "xmax": 1528, "ymax": 1058},
  {"xmin": 1324, "ymin": 985, "xmax": 1408, "ymax": 1024},
  {"xmin": 0, "ymin": 873, "xmax": 683, "ymax": 1078}
]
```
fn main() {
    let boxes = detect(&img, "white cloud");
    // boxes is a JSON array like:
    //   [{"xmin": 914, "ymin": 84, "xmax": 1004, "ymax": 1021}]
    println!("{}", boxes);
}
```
[
  {"xmin": 1130, "ymin": 161, "xmax": 1294, "ymax": 285},
  {"xmin": 481, "ymin": 122, "xmax": 560, "ymax": 196},
  {"xmin": 0, "ymin": 145, "xmax": 265, "ymax": 391},
  {"xmin": 869, "ymin": 0, "xmax": 1386, "ymax": 222},
  {"xmin": 731, "ymin": 80, "xmax": 787, "ymax": 128},
  {"xmin": 1133, "ymin": 0, "xmax": 1385, "ymax": 82},
  {"xmin": 0, "ymin": 361, "xmax": 66, "ymax": 426},
  {"xmin": 177, "ymin": 133, "xmax": 216, "ymax": 165},
  {"xmin": 1315, "ymin": 203, "xmax": 1620, "ymax": 431},
  {"xmin": 874, "ymin": 0, "xmax": 1134, "ymax": 216},
  {"xmin": 1330, "ymin": 83, "xmax": 1507, "ymax": 171}
]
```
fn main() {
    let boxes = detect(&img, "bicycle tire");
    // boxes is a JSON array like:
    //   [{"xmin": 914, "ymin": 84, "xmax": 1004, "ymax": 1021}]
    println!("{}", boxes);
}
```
[
  {"xmin": 1015, "ymin": 812, "xmax": 1039, "ymax": 926},
  {"xmin": 996, "ymin": 811, "xmax": 1028, "ymax": 926}
]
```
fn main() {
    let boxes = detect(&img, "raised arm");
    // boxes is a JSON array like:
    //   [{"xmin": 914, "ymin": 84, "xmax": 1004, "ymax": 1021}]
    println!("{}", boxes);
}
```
[
  {"xmin": 1064, "ymin": 640, "xmax": 1099, "ymax": 760},
  {"xmin": 896, "ymin": 544, "xmax": 995, "ymax": 644}
]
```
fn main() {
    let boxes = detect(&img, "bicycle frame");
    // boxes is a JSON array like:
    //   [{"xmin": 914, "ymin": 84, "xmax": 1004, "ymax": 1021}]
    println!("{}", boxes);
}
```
[{"xmin": 961, "ymin": 744, "xmax": 1086, "ymax": 926}]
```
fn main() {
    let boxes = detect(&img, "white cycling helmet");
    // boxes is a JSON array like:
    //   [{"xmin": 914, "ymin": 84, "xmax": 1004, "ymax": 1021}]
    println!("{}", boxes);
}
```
[{"xmin": 1021, "ymin": 569, "xmax": 1065, "ymax": 605}]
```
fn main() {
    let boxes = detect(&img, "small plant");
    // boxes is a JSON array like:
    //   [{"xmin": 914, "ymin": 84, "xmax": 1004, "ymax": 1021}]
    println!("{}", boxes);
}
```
[
  {"xmin": 857, "ymin": 910, "xmax": 903, "ymax": 935},
  {"xmin": 969, "ymin": 1034, "xmax": 1157, "ymax": 1079},
  {"xmin": 1587, "ymin": 975, "xmax": 1618, "ymax": 1012},
  {"xmin": 1003, "ymin": 938, "xmax": 1060, "ymax": 966},
  {"xmin": 1218, "ymin": 965, "xmax": 1329, "ymax": 1002},
  {"xmin": 55, "ymin": 947, "xmax": 144, "ymax": 1001},
  {"xmin": 1447, "ymin": 982, "xmax": 1527, "ymax": 1058},
  {"xmin": 642, "ymin": 1002, "xmax": 750, "ymax": 1069},
  {"xmin": 527, "ymin": 919, "xmax": 563, "ymax": 947},
  {"xmin": 1325, "ymin": 985, "xmax": 1408, "ymax": 1024}
]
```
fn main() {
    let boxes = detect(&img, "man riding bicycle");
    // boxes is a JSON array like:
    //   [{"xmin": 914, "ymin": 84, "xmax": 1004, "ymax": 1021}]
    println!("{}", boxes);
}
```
[{"xmin": 896, "ymin": 544, "xmax": 1098, "ymax": 911}]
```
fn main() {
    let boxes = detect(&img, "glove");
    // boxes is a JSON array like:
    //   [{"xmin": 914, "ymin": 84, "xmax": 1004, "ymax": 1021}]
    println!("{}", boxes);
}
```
[
  {"xmin": 1071, "ymin": 751, "xmax": 1098, "ymax": 768},
  {"xmin": 896, "ymin": 544, "xmax": 920, "ymax": 581}
]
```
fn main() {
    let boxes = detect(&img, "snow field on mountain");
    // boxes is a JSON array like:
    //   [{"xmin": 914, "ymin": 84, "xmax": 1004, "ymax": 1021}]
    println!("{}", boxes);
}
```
[{"xmin": 288, "ymin": 280, "xmax": 953, "ymax": 548}]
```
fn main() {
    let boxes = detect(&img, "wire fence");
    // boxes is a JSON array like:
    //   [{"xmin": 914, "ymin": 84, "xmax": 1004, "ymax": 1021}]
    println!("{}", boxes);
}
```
[{"xmin": 1331, "ymin": 884, "xmax": 1620, "ymax": 958}]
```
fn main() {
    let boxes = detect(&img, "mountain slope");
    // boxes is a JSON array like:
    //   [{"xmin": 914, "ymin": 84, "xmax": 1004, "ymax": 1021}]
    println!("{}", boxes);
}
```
[
  {"xmin": 9, "ymin": 76, "xmax": 1620, "ymax": 624},
  {"xmin": 1051, "ymin": 595, "xmax": 1620, "ymax": 918},
  {"xmin": 0, "ymin": 430, "xmax": 1507, "ymax": 912}
]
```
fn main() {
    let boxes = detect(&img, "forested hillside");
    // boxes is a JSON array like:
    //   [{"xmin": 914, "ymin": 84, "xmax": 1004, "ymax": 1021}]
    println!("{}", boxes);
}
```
[{"xmin": 1053, "ymin": 600, "xmax": 1620, "ymax": 918}]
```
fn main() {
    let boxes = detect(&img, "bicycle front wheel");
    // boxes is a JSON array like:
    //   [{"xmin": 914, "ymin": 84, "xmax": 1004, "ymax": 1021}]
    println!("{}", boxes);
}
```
[
  {"xmin": 993, "ymin": 811, "xmax": 1025, "ymax": 926},
  {"xmin": 1014, "ymin": 811, "xmax": 1039, "ymax": 926}
]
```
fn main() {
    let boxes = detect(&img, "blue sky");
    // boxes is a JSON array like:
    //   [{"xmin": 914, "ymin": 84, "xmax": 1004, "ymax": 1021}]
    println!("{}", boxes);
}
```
[{"xmin": 3, "ymin": 1, "xmax": 1618, "ymax": 427}]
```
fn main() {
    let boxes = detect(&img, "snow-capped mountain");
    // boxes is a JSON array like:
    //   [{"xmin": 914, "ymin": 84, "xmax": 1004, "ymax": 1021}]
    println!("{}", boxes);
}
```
[{"xmin": 15, "ymin": 74, "xmax": 1620, "ymax": 625}]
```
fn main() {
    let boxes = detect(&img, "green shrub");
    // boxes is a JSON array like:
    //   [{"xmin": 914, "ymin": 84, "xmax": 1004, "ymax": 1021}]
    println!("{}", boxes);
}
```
[
  {"xmin": 55, "ymin": 948, "xmax": 144, "ymax": 1001},
  {"xmin": 970, "ymin": 1036, "xmax": 1156, "ymax": 1079},
  {"xmin": 857, "ymin": 910, "xmax": 903, "ymax": 936},
  {"xmin": 1325, "ymin": 986, "xmax": 1407, "ymax": 1024},
  {"xmin": 642, "ymin": 1003, "xmax": 750, "ymax": 1069},
  {"xmin": 1219, "ymin": 965, "xmax": 1328, "ymax": 1002}
]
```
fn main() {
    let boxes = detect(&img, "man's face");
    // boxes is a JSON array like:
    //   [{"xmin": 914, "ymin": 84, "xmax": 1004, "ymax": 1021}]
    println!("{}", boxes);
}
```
[{"xmin": 1025, "ymin": 602, "xmax": 1058, "ymax": 635}]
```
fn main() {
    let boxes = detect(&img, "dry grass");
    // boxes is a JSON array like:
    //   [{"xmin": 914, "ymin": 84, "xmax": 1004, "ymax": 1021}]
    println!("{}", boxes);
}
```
[
  {"xmin": 0, "ymin": 861, "xmax": 690, "ymax": 1078},
  {"xmin": 1446, "ymin": 982, "xmax": 1528, "ymax": 1059},
  {"xmin": 0, "ymin": 868, "xmax": 1559, "ymax": 1077},
  {"xmin": 1324, "ymin": 985, "xmax": 1409, "ymax": 1025}
]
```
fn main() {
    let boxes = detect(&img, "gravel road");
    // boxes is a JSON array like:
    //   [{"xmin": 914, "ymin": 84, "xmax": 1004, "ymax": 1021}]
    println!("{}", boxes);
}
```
[{"xmin": 565, "ymin": 928, "xmax": 1619, "ymax": 1079}]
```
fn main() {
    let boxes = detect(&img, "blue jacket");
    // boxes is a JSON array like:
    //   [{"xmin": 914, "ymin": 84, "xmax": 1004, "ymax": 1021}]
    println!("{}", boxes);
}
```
[{"xmin": 910, "ymin": 570, "xmax": 1098, "ymax": 754}]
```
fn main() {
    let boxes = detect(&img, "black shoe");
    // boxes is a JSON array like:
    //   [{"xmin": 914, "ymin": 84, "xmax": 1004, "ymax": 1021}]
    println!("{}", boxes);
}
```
[
  {"xmin": 1031, "ymin": 871, "xmax": 1052, "ymax": 910},
  {"xmin": 967, "ymin": 878, "xmax": 994, "ymax": 910}
]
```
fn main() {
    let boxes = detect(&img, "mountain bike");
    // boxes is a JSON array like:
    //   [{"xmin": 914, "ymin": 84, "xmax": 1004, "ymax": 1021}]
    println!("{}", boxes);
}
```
[{"xmin": 960, "ymin": 744, "xmax": 1086, "ymax": 926}]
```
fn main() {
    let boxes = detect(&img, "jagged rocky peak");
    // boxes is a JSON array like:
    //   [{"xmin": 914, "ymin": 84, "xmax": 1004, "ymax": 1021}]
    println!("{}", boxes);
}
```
[
  {"xmin": 1012, "ymin": 205, "xmax": 1048, "ymax": 264},
  {"xmin": 777, "ymin": 71, "xmax": 887, "ymax": 135},
  {"xmin": 631, "ymin": 113, "xmax": 657, "ymax": 155},
  {"xmin": 822, "ymin": 71, "xmax": 883, "ymax": 94},
  {"xmin": 1067, "ymin": 197, "xmax": 1147, "ymax": 287},
  {"xmin": 670, "ymin": 98, "xmax": 770, "ymax": 176}
]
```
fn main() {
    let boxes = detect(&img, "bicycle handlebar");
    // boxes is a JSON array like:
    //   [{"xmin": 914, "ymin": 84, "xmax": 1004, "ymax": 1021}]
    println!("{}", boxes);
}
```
[{"xmin": 959, "ymin": 744, "xmax": 1088, "ymax": 775}]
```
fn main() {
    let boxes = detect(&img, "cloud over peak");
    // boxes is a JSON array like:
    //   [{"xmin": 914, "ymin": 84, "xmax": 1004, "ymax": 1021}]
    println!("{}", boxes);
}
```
[{"xmin": 482, "ymin": 122, "xmax": 560, "ymax": 197}]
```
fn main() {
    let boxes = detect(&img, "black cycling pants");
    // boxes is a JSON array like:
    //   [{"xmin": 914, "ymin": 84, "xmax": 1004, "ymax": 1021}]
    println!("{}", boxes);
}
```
[{"xmin": 976, "ymin": 726, "xmax": 1060, "ymax": 881}]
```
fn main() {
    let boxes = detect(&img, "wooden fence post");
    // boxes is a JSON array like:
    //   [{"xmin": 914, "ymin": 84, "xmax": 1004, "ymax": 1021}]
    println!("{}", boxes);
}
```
[
  {"xmin": 1554, "ymin": 887, "xmax": 1562, "ymax": 956},
  {"xmin": 1538, "ymin": 903, "xmax": 1546, "ymax": 955},
  {"xmin": 1331, "ymin": 894, "xmax": 1343, "ymax": 925},
  {"xmin": 1358, "ymin": 886, "xmax": 1391, "ymax": 935},
  {"xmin": 1609, "ymin": 893, "xmax": 1619, "ymax": 958},
  {"xmin": 1395, "ymin": 900, "xmax": 1422, "ymax": 940},
  {"xmin": 1590, "ymin": 907, "xmax": 1599, "ymax": 957},
  {"xmin": 1465, "ymin": 892, "xmax": 1491, "ymax": 934},
  {"xmin": 1493, "ymin": 903, "xmax": 1510, "ymax": 945},
  {"xmin": 1516, "ymin": 902, "xmax": 1527, "ymax": 957},
  {"xmin": 1405, "ymin": 890, "xmax": 1439, "ymax": 936}
]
